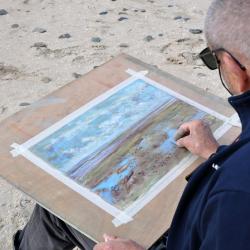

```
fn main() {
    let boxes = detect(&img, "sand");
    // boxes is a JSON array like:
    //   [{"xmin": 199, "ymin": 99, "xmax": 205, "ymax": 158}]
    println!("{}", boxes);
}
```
[{"xmin": 0, "ymin": 0, "xmax": 230, "ymax": 249}]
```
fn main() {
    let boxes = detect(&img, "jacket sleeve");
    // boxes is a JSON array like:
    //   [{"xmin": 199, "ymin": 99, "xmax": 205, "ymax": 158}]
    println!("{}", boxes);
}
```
[{"xmin": 199, "ymin": 191, "xmax": 250, "ymax": 250}]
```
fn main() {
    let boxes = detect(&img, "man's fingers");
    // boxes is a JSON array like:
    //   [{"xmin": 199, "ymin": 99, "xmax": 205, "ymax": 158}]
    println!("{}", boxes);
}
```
[
  {"xmin": 179, "ymin": 120, "xmax": 204, "ymax": 131},
  {"xmin": 103, "ymin": 234, "xmax": 117, "ymax": 242},
  {"xmin": 178, "ymin": 123, "xmax": 191, "ymax": 133},
  {"xmin": 93, "ymin": 242, "xmax": 106, "ymax": 250},
  {"xmin": 176, "ymin": 136, "xmax": 191, "ymax": 149}
]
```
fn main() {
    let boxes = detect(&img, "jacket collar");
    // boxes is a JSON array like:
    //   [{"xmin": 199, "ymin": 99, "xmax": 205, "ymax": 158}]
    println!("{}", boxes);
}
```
[{"xmin": 228, "ymin": 90, "xmax": 250, "ymax": 137}]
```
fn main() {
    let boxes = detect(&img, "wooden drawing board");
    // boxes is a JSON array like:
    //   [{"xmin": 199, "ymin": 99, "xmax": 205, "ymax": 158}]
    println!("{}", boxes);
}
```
[{"xmin": 0, "ymin": 54, "xmax": 240, "ymax": 248}]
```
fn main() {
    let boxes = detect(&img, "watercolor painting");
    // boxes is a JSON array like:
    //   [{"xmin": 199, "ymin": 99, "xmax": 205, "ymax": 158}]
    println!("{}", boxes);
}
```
[{"xmin": 29, "ymin": 78, "xmax": 223, "ymax": 210}]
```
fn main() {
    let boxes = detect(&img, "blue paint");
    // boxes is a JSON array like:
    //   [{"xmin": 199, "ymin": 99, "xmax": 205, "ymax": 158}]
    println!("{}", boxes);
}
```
[
  {"xmin": 92, "ymin": 156, "xmax": 137, "ymax": 204},
  {"xmin": 191, "ymin": 110, "xmax": 205, "ymax": 120},
  {"xmin": 159, "ymin": 128, "xmax": 177, "ymax": 153}
]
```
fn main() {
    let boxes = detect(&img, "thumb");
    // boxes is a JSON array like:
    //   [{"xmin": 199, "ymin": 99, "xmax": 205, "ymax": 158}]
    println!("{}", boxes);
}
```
[
  {"xmin": 103, "ymin": 234, "xmax": 117, "ymax": 242},
  {"xmin": 176, "ymin": 136, "xmax": 190, "ymax": 148}
]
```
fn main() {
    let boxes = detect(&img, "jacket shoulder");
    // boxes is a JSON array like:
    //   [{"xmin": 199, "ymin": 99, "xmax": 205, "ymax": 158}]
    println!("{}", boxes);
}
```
[{"xmin": 212, "ymin": 142, "xmax": 250, "ymax": 194}]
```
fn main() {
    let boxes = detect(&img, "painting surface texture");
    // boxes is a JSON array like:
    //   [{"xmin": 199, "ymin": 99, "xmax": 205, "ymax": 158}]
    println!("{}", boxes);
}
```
[{"xmin": 30, "ymin": 79, "xmax": 222, "ymax": 210}]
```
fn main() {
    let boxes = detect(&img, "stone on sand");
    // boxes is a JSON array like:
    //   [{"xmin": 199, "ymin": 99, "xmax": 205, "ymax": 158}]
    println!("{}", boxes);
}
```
[
  {"xmin": 58, "ymin": 33, "xmax": 71, "ymax": 39},
  {"xmin": 118, "ymin": 17, "xmax": 128, "ymax": 21},
  {"xmin": 19, "ymin": 102, "xmax": 30, "ymax": 106},
  {"xmin": 119, "ymin": 43, "xmax": 129, "ymax": 48},
  {"xmin": 91, "ymin": 37, "xmax": 101, "ymax": 43},
  {"xmin": 144, "ymin": 35, "xmax": 154, "ymax": 42},
  {"xmin": 11, "ymin": 24, "xmax": 19, "ymax": 28},
  {"xmin": 32, "ymin": 27, "xmax": 47, "ymax": 33},
  {"xmin": 0, "ymin": 9, "xmax": 8, "ymax": 16},
  {"xmin": 189, "ymin": 29, "xmax": 203, "ymax": 34},
  {"xmin": 31, "ymin": 42, "xmax": 48, "ymax": 48},
  {"xmin": 99, "ymin": 11, "xmax": 108, "ymax": 15},
  {"xmin": 41, "ymin": 77, "xmax": 52, "ymax": 83}
]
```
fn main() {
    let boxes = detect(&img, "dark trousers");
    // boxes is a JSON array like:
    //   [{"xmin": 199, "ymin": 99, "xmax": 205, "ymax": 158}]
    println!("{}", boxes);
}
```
[
  {"xmin": 14, "ymin": 204, "xmax": 96, "ymax": 250},
  {"xmin": 14, "ymin": 204, "xmax": 168, "ymax": 250}
]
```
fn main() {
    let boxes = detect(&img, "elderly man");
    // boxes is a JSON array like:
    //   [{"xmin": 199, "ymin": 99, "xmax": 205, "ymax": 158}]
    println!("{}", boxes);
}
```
[{"xmin": 14, "ymin": 0, "xmax": 250, "ymax": 249}]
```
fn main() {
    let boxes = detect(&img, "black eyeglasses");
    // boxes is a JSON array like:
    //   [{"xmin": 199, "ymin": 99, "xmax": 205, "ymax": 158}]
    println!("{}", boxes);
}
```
[
  {"xmin": 199, "ymin": 47, "xmax": 246, "ymax": 71},
  {"xmin": 199, "ymin": 47, "xmax": 246, "ymax": 94}
]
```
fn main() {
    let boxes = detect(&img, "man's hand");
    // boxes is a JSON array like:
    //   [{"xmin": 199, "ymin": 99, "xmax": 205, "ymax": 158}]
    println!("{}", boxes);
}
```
[
  {"xmin": 176, "ymin": 120, "xmax": 219, "ymax": 159},
  {"xmin": 94, "ymin": 234, "xmax": 146, "ymax": 250}
]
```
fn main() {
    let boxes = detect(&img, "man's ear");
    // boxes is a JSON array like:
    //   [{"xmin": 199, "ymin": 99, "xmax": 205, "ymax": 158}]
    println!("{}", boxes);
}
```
[{"xmin": 222, "ymin": 52, "xmax": 250, "ymax": 94}]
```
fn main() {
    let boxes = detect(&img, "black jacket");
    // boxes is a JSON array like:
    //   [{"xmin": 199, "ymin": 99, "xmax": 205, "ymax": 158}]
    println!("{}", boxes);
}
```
[{"xmin": 166, "ymin": 90, "xmax": 250, "ymax": 250}]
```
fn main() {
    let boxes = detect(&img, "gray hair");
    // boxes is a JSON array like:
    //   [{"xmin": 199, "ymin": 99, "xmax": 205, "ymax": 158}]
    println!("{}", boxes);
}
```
[{"xmin": 205, "ymin": 0, "xmax": 250, "ymax": 60}]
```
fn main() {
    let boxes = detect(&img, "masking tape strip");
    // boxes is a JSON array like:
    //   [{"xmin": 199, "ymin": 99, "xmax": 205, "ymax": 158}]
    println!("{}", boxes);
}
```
[
  {"xmin": 9, "ymin": 69, "xmax": 239, "ymax": 227},
  {"xmin": 10, "ymin": 143, "xmax": 26, "ymax": 157},
  {"xmin": 126, "ymin": 69, "xmax": 149, "ymax": 77},
  {"xmin": 226, "ymin": 112, "xmax": 241, "ymax": 128}
]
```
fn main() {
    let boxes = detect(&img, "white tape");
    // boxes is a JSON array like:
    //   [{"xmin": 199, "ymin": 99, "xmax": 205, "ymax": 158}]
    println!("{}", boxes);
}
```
[
  {"xmin": 226, "ymin": 113, "xmax": 241, "ymax": 128},
  {"xmin": 126, "ymin": 68, "xmax": 148, "ymax": 77},
  {"xmin": 112, "ymin": 212, "xmax": 133, "ymax": 227},
  {"xmin": 10, "ymin": 143, "xmax": 26, "ymax": 157}
]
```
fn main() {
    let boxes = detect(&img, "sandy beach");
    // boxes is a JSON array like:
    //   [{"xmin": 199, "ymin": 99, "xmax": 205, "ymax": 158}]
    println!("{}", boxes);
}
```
[{"xmin": 0, "ymin": 0, "xmax": 229, "ymax": 249}]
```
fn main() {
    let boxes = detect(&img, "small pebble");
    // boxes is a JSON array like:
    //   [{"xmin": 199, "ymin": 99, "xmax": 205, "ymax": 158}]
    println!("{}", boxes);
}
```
[
  {"xmin": 118, "ymin": 17, "xmax": 128, "ymax": 21},
  {"xmin": 31, "ymin": 42, "xmax": 47, "ymax": 48},
  {"xmin": 174, "ymin": 16, "xmax": 182, "ymax": 20},
  {"xmin": 144, "ymin": 35, "xmax": 154, "ymax": 42},
  {"xmin": 72, "ymin": 72, "xmax": 82, "ymax": 79},
  {"xmin": 122, "ymin": 8, "xmax": 128, "ymax": 11},
  {"xmin": 197, "ymin": 73, "xmax": 206, "ymax": 77},
  {"xmin": 0, "ymin": 106, "xmax": 7, "ymax": 114},
  {"xmin": 19, "ymin": 102, "xmax": 30, "ymax": 107},
  {"xmin": 183, "ymin": 17, "xmax": 191, "ymax": 21},
  {"xmin": 93, "ymin": 65, "xmax": 99, "ymax": 69},
  {"xmin": 119, "ymin": 43, "xmax": 129, "ymax": 48},
  {"xmin": 41, "ymin": 77, "xmax": 52, "ymax": 83},
  {"xmin": 99, "ymin": 11, "xmax": 108, "ymax": 15},
  {"xmin": 32, "ymin": 27, "xmax": 47, "ymax": 33},
  {"xmin": 118, "ymin": 12, "xmax": 127, "ymax": 15},
  {"xmin": 59, "ymin": 33, "xmax": 71, "ymax": 39},
  {"xmin": 176, "ymin": 38, "xmax": 190, "ymax": 43},
  {"xmin": 91, "ymin": 37, "xmax": 101, "ymax": 43},
  {"xmin": 0, "ymin": 9, "xmax": 8, "ymax": 16},
  {"xmin": 158, "ymin": 33, "xmax": 164, "ymax": 37},
  {"xmin": 168, "ymin": 5, "xmax": 173, "ymax": 7},
  {"xmin": 189, "ymin": 29, "xmax": 203, "ymax": 34},
  {"xmin": 141, "ymin": 9, "xmax": 146, "ymax": 13},
  {"xmin": 11, "ymin": 24, "xmax": 19, "ymax": 28}
]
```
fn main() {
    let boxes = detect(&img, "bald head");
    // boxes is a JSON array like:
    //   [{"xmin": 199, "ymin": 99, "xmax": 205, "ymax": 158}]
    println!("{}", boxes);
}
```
[{"xmin": 205, "ymin": 0, "xmax": 250, "ymax": 63}]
